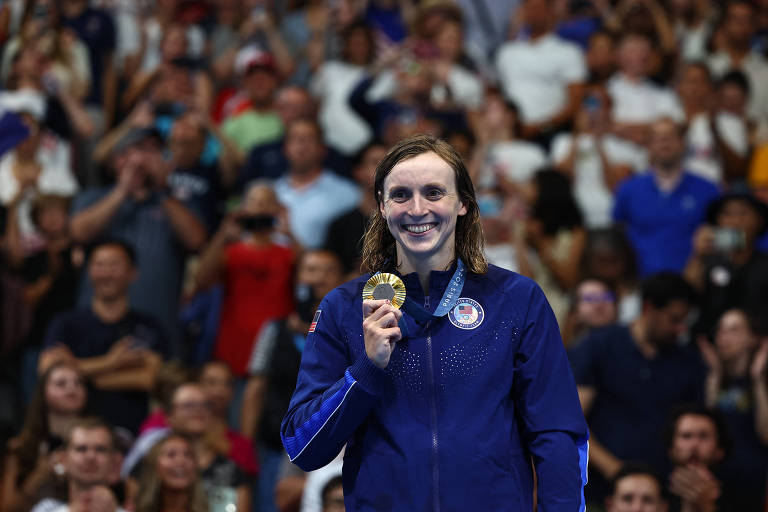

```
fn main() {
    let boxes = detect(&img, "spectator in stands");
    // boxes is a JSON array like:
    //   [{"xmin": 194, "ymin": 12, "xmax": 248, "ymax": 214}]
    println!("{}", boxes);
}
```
[
  {"xmin": 165, "ymin": 112, "xmax": 225, "ymax": 232},
  {"xmin": 608, "ymin": 32, "xmax": 684, "ymax": 147},
  {"xmin": 59, "ymin": 0, "xmax": 117, "ymax": 130},
  {"xmin": 569, "ymin": 272, "xmax": 704, "ymax": 505},
  {"xmin": 310, "ymin": 20, "xmax": 376, "ymax": 158},
  {"xmin": 514, "ymin": 169, "xmax": 586, "ymax": 328},
  {"xmin": 585, "ymin": 30, "xmax": 616, "ymax": 87},
  {"xmin": 348, "ymin": 44, "xmax": 464, "ymax": 146},
  {"xmin": 299, "ymin": 450, "xmax": 344, "ymax": 512},
  {"xmin": 194, "ymin": 181, "xmax": 294, "ymax": 380},
  {"xmin": 131, "ymin": 0, "xmax": 206, "ymax": 77},
  {"xmin": 604, "ymin": 463, "xmax": 667, "ymax": 512},
  {"xmin": 698, "ymin": 309, "xmax": 768, "ymax": 510},
  {"xmin": 69, "ymin": 127, "xmax": 207, "ymax": 342},
  {"xmin": 676, "ymin": 62, "xmax": 749, "ymax": 184},
  {"xmin": 125, "ymin": 382, "xmax": 250, "ymax": 512},
  {"xmin": 708, "ymin": 0, "xmax": 768, "ymax": 138},
  {"xmin": 40, "ymin": 239, "xmax": 167, "ymax": 435},
  {"xmin": 581, "ymin": 226, "xmax": 642, "ymax": 324},
  {"xmin": 5, "ymin": 194, "xmax": 82, "ymax": 404},
  {"xmin": 221, "ymin": 46, "xmax": 284, "ymax": 154},
  {"xmin": 30, "ymin": 417, "xmax": 125, "ymax": 512},
  {"xmin": 665, "ymin": 405, "xmax": 728, "ymax": 512},
  {"xmin": 668, "ymin": 0, "xmax": 714, "ymax": 61},
  {"xmin": 613, "ymin": 118, "xmax": 720, "ymax": 276},
  {"xmin": 197, "ymin": 360, "xmax": 257, "ymax": 479},
  {"xmin": 121, "ymin": 23, "xmax": 213, "ymax": 116},
  {"xmin": 0, "ymin": 92, "xmax": 79, "ymax": 252},
  {"xmin": 274, "ymin": 118, "xmax": 360, "ymax": 249},
  {"xmin": 495, "ymin": 0, "xmax": 586, "ymax": 145},
  {"xmin": 1, "ymin": 361, "xmax": 87, "ymax": 512},
  {"xmin": 417, "ymin": 5, "xmax": 484, "ymax": 112},
  {"xmin": 469, "ymin": 89, "xmax": 547, "ymax": 192},
  {"xmin": 563, "ymin": 277, "xmax": 618, "ymax": 347},
  {"xmin": 133, "ymin": 434, "xmax": 207, "ymax": 512},
  {"xmin": 716, "ymin": 70, "xmax": 752, "ymax": 126},
  {"xmin": 685, "ymin": 192, "xmax": 768, "ymax": 335},
  {"xmin": 551, "ymin": 86, "xmax": 645, "ymax": 228},
  {"xmin": 239, "ymin": 85, "xmax": 316, "ymax": 186},
  {"xmin": 241, "ymin": 249, "xmax": 344, "ymax": 512},
  {"xmin": 320, "ymin": 475, "xmax": 344, "ymax": 512},
  {"xmin": 324, "ymin": 141, "xmax": 387, "ymax": 277}
]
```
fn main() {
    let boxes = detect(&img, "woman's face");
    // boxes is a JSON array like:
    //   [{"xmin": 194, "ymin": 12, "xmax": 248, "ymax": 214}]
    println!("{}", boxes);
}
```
[
  {"xmin": 715, "ymin": 310, "xmax": 756, "ymax": 362},
  {"xmin": 380, "ymin": 152, "xmax": 466, "ymax": 268},
  {"xmin": 45, "ymin": 366, "xmax": 86, "ymax": 415},
  {"xmin": 156, "ymin": 437, "xmax": 196, "ymax": 491},
  {"xmin": 344, "ymin": 27, "xmax": 372, "ymax": 66},
  {"xmin": 434, "ymin": 21, "xmax": 462, "ymax": 62}
]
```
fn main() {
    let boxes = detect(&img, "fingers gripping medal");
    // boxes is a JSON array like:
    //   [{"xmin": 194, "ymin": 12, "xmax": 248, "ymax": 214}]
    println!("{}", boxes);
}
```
[{"xmin": 362, "ymin": 273, "xmax": 406, "ymax": 309}]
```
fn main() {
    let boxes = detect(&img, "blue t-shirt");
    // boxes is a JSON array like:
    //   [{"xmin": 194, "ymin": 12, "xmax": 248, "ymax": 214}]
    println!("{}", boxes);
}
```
[
  {"xmin": 613, "ymin": 172, "xmax": 720, "ymax": 276},
  {"xmin": 167, "ymin": 163, "xmax": 222, "ymax": 233},
  {"xmin": 44, "ymin": 308, "xmax": 168, "ymax": 434},
  {"xmin": 569, "ymin": 325, "xmax": 705, "ymax": 472},
  {"xmin": 274, "ymin": 171, "xmax": 360, "ymax": 249}
]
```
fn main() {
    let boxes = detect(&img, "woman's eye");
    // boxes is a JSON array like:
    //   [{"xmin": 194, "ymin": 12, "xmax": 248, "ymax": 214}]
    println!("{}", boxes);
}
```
[
  {"xmin": 390, "ymin": 190, "xmax": 408, "ymax": 202},
  {"xmin": 426, "ymin": 189, "xmax": 444, "ymax": 200}
]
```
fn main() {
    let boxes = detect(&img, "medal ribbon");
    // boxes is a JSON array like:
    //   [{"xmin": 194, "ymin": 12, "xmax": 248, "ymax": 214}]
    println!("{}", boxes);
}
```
[{"xmin": 400, "ymin": 259, "xmax": 466, "ymax": 324}]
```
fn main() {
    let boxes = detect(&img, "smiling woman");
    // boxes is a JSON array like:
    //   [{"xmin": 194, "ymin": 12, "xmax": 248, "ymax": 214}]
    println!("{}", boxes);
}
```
[
  {"xmin": 135, "ymin": 434, "xmax": 207, "ymax": 512},
  {"xmin": 361, "ymin": 135, "xmax": 486, "ymax": 280},
  {"xmin": 281, "ymin": 134, "xmax": 589, "ymax": 512}
]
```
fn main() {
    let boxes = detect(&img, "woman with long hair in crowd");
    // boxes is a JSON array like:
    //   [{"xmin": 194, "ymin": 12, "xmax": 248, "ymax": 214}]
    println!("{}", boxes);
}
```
[
  {"xmin": 513, "ymin": 168, "xmax": 586, "ymax": 329},
  {"xmin": 0, "ymin": 360, "xmax": 87, "ymax": 512},
  {"xmin": 134, "ymin": 434, "xmax": 208, "ymax": 512},
  {"xmin": 698, "ymin": 309, "xmax": 768, "ymax": 510}
]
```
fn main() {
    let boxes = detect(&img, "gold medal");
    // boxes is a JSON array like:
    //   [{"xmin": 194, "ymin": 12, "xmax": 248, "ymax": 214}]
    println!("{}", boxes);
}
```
[{"xmin": 362, "ymin": 273, "xmax": 406, "ymax": 309}]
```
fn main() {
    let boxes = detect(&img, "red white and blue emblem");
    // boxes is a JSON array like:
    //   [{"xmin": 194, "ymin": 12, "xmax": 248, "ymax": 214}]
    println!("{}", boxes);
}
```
[
  {"xmin": 308, "ymin": 310, "xmax": 321, "ymax": 333},
  {"xmin": 448, "ymin": 298, "xmax": 484, "ymax": 330}
]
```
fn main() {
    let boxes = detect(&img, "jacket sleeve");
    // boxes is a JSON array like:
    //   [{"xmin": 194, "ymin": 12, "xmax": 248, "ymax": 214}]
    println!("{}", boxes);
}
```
[
  {"xmin": 281, "ymin": 288, "xmax": 387, "ymax": 471},
  {"xmin": 513, "ymin": 282, "xmax": 589, "ymax": 512}
]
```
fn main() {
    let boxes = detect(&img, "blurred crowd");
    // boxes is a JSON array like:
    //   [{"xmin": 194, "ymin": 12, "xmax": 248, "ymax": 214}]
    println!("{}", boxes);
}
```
[{"xmin": 0, "ymin": 0, "xmax": 768, "ymax": 511}]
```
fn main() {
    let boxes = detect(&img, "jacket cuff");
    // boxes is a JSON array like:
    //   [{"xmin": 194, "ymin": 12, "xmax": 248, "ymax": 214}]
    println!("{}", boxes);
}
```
[{"xmin": 349, "ymin": 355, "xmax": 387, "ymax": 397}]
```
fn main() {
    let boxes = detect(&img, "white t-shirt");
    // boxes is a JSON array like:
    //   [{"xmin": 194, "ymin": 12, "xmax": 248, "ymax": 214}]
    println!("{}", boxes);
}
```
[
  {"xmin": 607, "ymin": 73, "xmax": 685, "ymax": 124},
  {"xmin": 684, "ymin": 111, "xmax": 748, "ymax": 184},
  {"xmin": 550, "ymin": 133, "xmax": 646, "ymax": 228},
  {"xmin": 310, "ymin": 61, "xmax": 372, "ymax": 156},
  {"xmin": 708, "ymin": 51, "xmax": 768, "ymax": 139},
  {"xmin": 0, "ymin": 140, "xmax": 78, "ymax": 245},
  {"xmin": 477, "ymin": 140, "xmax": 548, "ymax": 189},
  {"xmin": 495, "ymin": 33, "xmax": 587, "ymax": 123}
]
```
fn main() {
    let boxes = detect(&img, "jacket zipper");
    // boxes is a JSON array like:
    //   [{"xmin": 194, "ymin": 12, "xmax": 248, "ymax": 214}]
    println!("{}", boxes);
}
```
[{"xmin": 424, "ymin": 295, "xmax": 440, "ymax": 512}]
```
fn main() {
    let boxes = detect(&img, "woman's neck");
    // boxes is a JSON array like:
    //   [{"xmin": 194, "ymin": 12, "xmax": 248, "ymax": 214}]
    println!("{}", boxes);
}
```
[
  {"xmin": 48, "ymin": 412, "xmax": 78, "ymax": 439},
  {"xmin": 396, "ymin": 248, "xmax": 454, "ymax": 293},
  {"xmin": 161, "ymin": 488, "xmax": 191, "ymax": 512},
  {"xmin": 724, "ymin": 352, "xmax": 750, "ymax": 379}
]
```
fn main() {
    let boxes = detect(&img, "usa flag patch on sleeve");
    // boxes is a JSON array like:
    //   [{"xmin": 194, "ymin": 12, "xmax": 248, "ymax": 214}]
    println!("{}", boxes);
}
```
[{"xmin": 309, "ymin": 310, "xmax": 322, "ymax": 332}]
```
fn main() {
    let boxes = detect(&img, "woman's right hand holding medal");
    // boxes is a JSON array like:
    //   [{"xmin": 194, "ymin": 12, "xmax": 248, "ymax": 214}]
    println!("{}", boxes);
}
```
[{"xmin": 362, "ymin": 299, "xmax": 403, "ymax": 369}]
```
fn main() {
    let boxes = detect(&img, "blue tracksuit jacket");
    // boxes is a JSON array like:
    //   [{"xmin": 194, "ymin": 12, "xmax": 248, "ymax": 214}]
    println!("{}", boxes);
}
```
[{"xmin": 281, "ymin": 264, "xmax": 589, "ymax": 511}]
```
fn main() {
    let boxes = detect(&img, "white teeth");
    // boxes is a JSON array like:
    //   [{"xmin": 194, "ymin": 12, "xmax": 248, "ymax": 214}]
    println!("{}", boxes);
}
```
[{"xmin": 404, "ymin": 223, "xmax": 436, "ymax": 233}]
